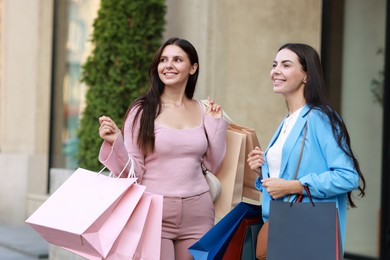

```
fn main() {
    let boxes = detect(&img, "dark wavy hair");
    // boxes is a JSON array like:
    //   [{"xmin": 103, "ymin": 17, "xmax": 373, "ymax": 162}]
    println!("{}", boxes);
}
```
[
  {"xmin": 279, "ymin": 43, "xmax": 366, "ymax": 207},
  {"xmin": 123, "ymin": 37, "xmax": 199, "ymax": 154}
]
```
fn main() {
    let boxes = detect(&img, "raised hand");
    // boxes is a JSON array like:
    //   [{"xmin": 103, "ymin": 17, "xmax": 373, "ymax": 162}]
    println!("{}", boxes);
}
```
[
  {"xmin": 98, "ymin": 115, "xmax": 120, "ymax": 144},
  {"xmin": 205, "ymin": 97, "xmax": 222, "ymax": 118}
]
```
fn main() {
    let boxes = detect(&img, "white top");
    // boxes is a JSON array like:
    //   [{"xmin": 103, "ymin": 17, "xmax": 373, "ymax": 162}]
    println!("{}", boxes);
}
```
[{"xmin": 267, "ymin": 107, "xmax": 303, "ymax": 178}]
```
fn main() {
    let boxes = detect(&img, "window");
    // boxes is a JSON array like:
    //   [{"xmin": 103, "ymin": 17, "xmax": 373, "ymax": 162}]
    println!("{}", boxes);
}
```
[{"xmin": 50, "ymin": 0, "xmax": 100, "ymax": 169}]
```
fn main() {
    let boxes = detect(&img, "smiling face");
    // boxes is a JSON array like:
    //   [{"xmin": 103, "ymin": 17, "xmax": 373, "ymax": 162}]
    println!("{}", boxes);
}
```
[
  {"xmin": 157, "ymin": 45, "xmax": 198, "ymax": 88},
  {"xmin": 270, "ymin": 48, "xmax": 307, "ymax": 98}
]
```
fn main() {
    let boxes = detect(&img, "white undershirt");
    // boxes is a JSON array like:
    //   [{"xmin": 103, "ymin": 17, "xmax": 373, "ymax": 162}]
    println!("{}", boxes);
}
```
[{"xmin": 267, "ymin": 107, "xmax": 303, "ymax": 178}]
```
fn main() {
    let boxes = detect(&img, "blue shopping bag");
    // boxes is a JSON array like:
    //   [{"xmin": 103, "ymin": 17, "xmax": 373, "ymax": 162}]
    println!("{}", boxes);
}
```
[{"xmin": 188, "ymin": 202, "xmax": 262, "ymax": 260}]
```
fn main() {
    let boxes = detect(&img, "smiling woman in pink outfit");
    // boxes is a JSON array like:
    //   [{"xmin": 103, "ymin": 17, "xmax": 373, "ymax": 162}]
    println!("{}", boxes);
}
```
[{"xmin": 98, "ymin": 37, "xmax": 228, "ymax": 260}]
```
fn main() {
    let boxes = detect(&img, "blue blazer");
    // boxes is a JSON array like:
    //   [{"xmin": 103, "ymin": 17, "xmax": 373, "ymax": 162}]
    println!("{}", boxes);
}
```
[{"xmin": 255, "ymin": 105, "xmax": 360, "ymax": 246}]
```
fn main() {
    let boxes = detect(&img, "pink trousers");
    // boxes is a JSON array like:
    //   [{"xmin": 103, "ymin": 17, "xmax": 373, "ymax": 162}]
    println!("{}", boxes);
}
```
[{"xmin": 160, "ymin": 191, "xmax": 214, "ymax": 260}]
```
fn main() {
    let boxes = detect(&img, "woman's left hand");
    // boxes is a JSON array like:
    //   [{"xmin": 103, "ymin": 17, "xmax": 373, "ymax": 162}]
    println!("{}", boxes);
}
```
[
  {"xmin": 261, "ymin": 178, "xmax": 304, "ymax": 199},
  {"xmin": 205, "ymin": 97, "xmax": 222, "ymax": 118}
]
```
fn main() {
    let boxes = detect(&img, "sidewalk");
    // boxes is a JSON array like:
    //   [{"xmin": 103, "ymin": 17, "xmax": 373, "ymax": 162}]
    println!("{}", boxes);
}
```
[{"xmin": 0, "ymin": 224, "xmax": 48, "ymax": 259}]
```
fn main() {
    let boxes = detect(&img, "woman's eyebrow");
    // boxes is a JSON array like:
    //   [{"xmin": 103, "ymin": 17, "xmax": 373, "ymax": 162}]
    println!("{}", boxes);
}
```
[
  {"xmin": 160, "ymin": 55, "xmax": 184, "ymax": 59},
  {"xmin": 273, "ymin": 60, "xmax": 293, "ymax": 64}
]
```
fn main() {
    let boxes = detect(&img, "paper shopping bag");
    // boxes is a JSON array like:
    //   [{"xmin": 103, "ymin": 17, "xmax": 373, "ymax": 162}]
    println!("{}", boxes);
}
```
[
  {"xmin": 26, "ymin": 168, "xmax": 143, "ymax": 259},
  {"xmin": 188, "ymin": 202, "xmax": 261, "ymax": 260},
  {"xmin": 241, "ymin": 221, "xmax": 263, "ymax": 260},
  {"xmin": 105, "ymin": 192, "xmax": 152, "ymax": 259},
  {"xmin": 228, "ymin": 124, "xmax": 262, "ymax": 202},
  {"xmin": 222, "ymin": 216, "xmax": 262, "ymax": 260},
  {"xmin": 214, "ymin": 128, "xmax": 246, "ymax": 222},
  {"xmin": 133, "ymin": 192, "xmax": 163, "ymax": 260},
  {"xmin": 104, "ymin": 191, "xmax": 163, "ymax": 259},
  {"xmin": 267, "ymin": 200, "xmax": 343, "ymax": 260}
]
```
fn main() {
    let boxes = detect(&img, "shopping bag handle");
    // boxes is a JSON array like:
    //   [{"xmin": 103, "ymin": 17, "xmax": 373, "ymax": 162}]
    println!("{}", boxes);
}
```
[
  {"xmin": 290, "ymin": 186, "xmax": 315, "ymax": 207},
  {"xmin": 99, "ymin": 156, "xmax": 136, "ymax": 180},
  {"xmin": 200, "ymin": 99, "xmax": 234, "ymax": 123}
]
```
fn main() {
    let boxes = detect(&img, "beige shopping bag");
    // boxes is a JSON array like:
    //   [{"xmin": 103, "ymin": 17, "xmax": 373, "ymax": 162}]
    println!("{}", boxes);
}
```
[
  {"xmin": 214, "ymin": 127, "xmax": 246, "ymax": 223},
  {"xmin": 229, "ymin": 124, "xmax": 262, "ymax": 202}
]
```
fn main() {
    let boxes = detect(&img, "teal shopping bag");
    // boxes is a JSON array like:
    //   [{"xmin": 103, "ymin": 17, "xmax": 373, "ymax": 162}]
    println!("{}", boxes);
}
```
[
  {"xmin": 241, "ymin": 221, "xmax": 263, "ymax": 260},
  {"xmin": 188, "ymin": 202, "xmax": 262, "ymax": 260}
]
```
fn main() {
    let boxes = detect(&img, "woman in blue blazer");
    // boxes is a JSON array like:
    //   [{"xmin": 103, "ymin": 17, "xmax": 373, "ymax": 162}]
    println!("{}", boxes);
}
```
[{"xmin": 247, "ymin": 43, "xmax": 366, "ymax": 250}]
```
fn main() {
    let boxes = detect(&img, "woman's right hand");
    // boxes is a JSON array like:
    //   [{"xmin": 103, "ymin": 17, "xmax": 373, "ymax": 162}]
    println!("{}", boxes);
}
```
[
  {"xmin": 98, "ymin": 116, "xmax": 120, "ymax": 144},
  {"xmin": 247, "ymin": 146, "xmax": 264, "ymax": 174}
]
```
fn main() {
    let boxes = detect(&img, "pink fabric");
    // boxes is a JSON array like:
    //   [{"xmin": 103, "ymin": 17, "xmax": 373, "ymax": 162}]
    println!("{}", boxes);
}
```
[
  {"xmin": 99, "ymin": 100, "xmax": 228, "ymax": 198},
  {"xmin": 160, "ymin": 192, "xmax": 214, "ymax": 260}
]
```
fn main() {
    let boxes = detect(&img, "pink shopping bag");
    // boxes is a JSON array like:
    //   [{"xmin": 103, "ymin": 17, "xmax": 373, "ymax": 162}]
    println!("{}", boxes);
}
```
[
  {"xmin": 105, "ymin": 191, "xmax": 163, "ymax": 259},
  {"xmin": 133, "ymin": 192, "xmax": 163, "ymax": 260},
  {"xmin": 25, "ymin": 167, "xmax": 144, "ymax": 259}
]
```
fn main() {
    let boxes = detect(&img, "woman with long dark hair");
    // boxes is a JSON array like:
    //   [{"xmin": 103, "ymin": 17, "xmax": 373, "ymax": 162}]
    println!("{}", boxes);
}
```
[
  {"xmin": 247, "ymin": 43, "xmax": 366, "ymax": 254},
  {"xmin": 98, "ymin": 37, "xmax": 228, "ymax": 259}
]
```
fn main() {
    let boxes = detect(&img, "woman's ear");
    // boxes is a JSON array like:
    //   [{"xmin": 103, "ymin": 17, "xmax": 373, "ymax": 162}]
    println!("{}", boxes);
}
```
[{"xmin": 190, "ymin": 63, "xmax": 198, "ymax": 75}]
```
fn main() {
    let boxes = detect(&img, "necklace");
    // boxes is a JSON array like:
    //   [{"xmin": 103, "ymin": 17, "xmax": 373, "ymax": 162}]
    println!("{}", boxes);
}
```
[
  {"xmin": 282, "ymin": 116, "xmax": 292, "ymax": 134},
  {"xmin": 161, "ymin": 97, "xmax": 184, "ymax": 107}
]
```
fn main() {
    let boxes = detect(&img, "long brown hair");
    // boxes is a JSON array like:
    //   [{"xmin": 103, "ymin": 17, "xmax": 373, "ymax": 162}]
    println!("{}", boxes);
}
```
[
  {"xmin": 122, "ymin": 37, "xmax": 199, "ymax": 154},
  {"xmin": 279, "ymin": 43, "xmax": 366, "ymax": 207}
]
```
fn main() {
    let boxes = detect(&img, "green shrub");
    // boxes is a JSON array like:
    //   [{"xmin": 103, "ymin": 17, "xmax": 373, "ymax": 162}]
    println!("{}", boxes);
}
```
[{"xmin": 77, "ymin": 0, "xmax": 166, "ymax": 170}]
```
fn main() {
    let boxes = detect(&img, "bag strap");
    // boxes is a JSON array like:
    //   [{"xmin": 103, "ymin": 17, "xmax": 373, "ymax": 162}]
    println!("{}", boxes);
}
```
[
  {"xmin": 292, "ymin": 121, "xmax": 308, "ymax": 181},
  {"xmin": 103, "ymin": 156, "xmax": 136, "ymax": 180},
  {"xmin": 287, "ymin": 112, "xmax": 310, "ymax": 202},
  {"xmin": 200, "ymin": 99, "xmax": 232, "ymax": 173},
  {"xmin": 201, "ymin": 164, "xmax": 209, "ymax": 175},
  {"xmin": 291, "ymin": 186, "xmax": 315, "ymax": 206},
  {"xmin": 200, "ymin": 99, "xmax": 234, "ymax": 123}
]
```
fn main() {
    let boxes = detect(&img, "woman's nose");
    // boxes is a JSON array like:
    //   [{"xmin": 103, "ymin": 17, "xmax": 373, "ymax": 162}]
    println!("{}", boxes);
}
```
[
  {"xmin": 165, "ymin": 60, "xmax": 173, "ymax": 70},
  {"xmin": 273, "ymin": 68, "xmax": 281, "ymax": 75}
]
